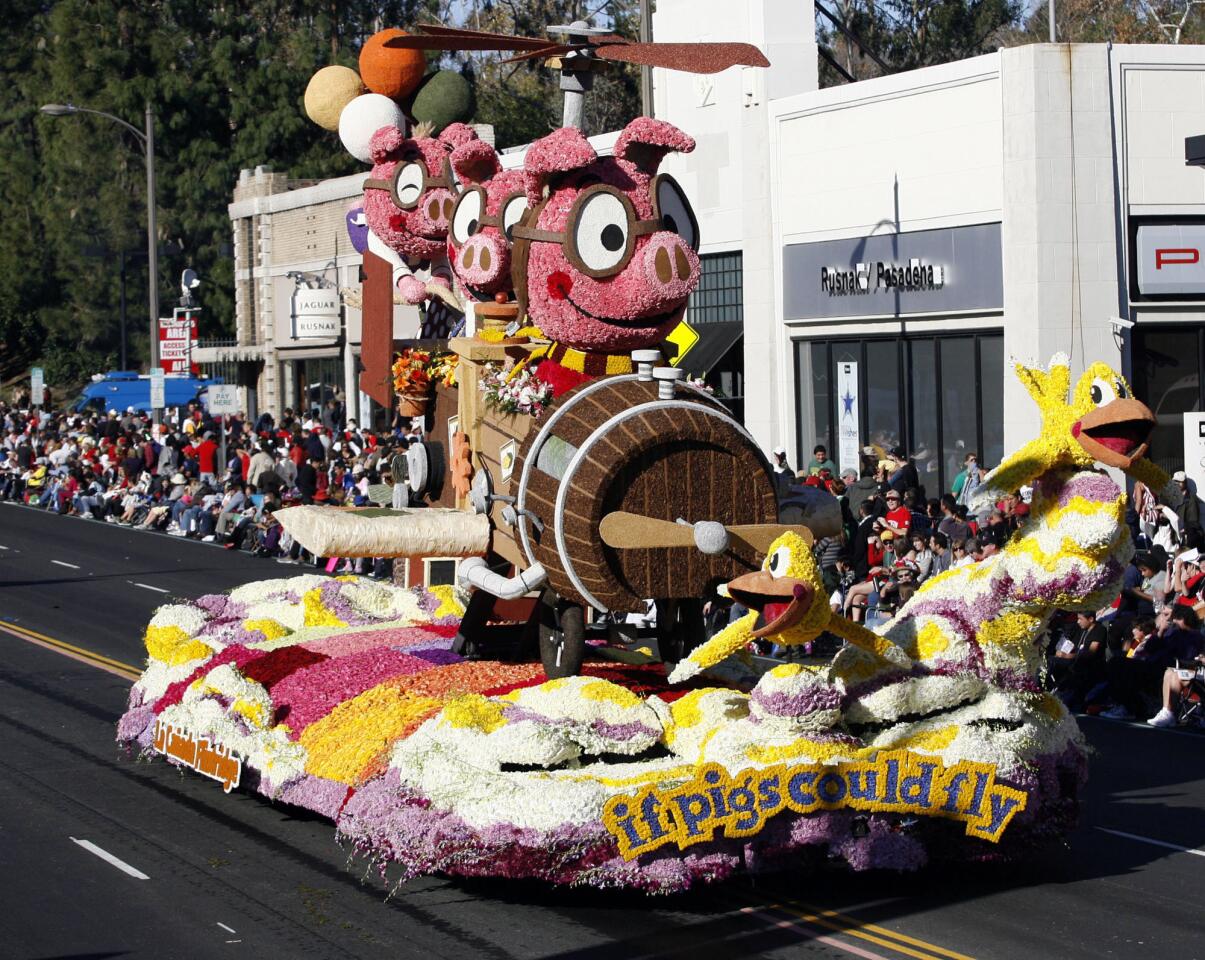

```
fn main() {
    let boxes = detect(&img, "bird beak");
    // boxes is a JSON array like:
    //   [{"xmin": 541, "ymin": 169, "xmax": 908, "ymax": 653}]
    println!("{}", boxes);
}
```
[
  {"xmin": 1071, "ymin": 397, "xmax": 1155, "ymax": 469},
  {"xmin": 725, "ymin": 569, "xmax": 814, "ymax": 639}
]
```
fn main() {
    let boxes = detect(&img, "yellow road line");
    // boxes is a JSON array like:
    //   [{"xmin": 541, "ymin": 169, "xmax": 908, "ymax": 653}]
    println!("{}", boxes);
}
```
[
  {"xmin": 733, "ymin": 897, "xmax": 973, "ymax": 960},
  {"xmin": 0, "ymin": 620, "xmax": 141, "ymax": 680},
  {"xmin": 790, "ymin": 902, "xmax": 976, "ymax": 960}
]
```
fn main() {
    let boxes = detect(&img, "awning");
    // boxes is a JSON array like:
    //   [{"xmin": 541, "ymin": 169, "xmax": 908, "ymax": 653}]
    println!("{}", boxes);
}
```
[
  {"xmin": 675, "ymin": 321, "xmax": 743, "ymax": 378},
  {"xmin": 192, "ymin": 344, "xmax": 265, "ymax": 363}
]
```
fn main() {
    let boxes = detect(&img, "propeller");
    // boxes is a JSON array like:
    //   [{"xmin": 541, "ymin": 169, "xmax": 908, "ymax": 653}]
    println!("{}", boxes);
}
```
[
  {"xmin": 385, "ymin": 24, "xmax": 769, "ymax": 74},
  {"xmin": 599, "ymin": 511, "xmax": 813, "ymax": 557}
]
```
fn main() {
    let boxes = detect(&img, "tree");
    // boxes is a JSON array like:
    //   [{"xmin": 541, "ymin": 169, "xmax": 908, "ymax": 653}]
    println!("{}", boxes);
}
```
[{"xmin": 815, "ymin": 0, "xmax": 1022, "ymax": 86}]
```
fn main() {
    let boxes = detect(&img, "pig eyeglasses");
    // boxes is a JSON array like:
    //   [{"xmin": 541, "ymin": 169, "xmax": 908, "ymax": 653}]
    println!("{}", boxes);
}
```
[
  {"xmin": 364, "ymin": 158, "xmax": 457, "ymax": 215},
  {"xmin": 511, "ymin": 176, "xmax": 699, "ymax": 280}
]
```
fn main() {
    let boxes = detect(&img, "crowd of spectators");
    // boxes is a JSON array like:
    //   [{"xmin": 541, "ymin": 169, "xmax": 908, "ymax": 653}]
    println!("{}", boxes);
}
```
[
  {"xmin": 0, "ymin": 396, "xmax": 424, "ymax": 578},
  {"xmin": 775, "ymin": 442, "xmax": 1205, "ymax": 731}
]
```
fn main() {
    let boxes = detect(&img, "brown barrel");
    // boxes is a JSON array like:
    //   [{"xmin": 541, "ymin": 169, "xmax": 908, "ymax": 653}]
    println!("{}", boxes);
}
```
[{"xmin": 511, "ymin": 377, "xmax": 777, "ymax": 612}]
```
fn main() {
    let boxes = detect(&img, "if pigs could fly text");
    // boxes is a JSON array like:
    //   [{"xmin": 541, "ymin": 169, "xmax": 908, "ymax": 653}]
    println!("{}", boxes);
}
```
[{"xmin": 601, "ymin": 750, "xmax": 1028, "ymax": 860}]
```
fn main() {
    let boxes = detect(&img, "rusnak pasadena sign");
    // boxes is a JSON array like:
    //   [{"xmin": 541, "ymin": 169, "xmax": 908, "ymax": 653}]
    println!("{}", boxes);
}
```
[
  {"xmin": 820, "ymin": 258, "xmax": 945, "ymax": 297},
  {"xmin": 602, "ymin": 750, "xmax": 1026, "ymax": 859},
  {"xmin": 783, "ymin": 222, "xmax": 1003, "ymax": 320}
]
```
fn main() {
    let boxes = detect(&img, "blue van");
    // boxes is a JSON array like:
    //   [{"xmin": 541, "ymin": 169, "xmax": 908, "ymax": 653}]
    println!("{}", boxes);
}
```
[{"xmin": 72, "ymin": 371, "xmax": 222, "ymax": 415}]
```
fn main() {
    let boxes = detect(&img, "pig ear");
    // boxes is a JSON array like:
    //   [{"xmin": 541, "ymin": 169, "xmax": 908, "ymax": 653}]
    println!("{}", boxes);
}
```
[
  {"xmin": 522, "ymin": 126, "xmax": 597, "ymax": 204},
  {"xmin": 368, "ymin": 125, "xmax": 407, "ymax": 164},
  {"xmin": 450, "ymin": 139, "xmax": 502, "ymax": 185},
  {"xmin": 437, "ymin": 122, "xmax": 478, "ymax": 151},
  {"xmin": 614, "ymin": 117, "xmax": 695, "ymax": 175}
]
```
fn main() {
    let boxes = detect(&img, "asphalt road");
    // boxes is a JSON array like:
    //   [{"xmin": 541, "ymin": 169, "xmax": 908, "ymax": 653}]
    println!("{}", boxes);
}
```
[{"xmin": 1, "ymin": 502, "xmax": 1202, "ymax": 960}]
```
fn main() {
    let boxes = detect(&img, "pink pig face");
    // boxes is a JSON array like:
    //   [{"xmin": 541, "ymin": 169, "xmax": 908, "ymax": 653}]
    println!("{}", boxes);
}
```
[
  {"xmin": 514, "ymin": 119, "xmax": 701, "ymax": 353},
  {"xmin": 446, "ymin": 139, "xmax": 528, "ymax": 302},
  {"xmin": 363, "ymin": 124, "xmax": 477, "ymax": 262}
]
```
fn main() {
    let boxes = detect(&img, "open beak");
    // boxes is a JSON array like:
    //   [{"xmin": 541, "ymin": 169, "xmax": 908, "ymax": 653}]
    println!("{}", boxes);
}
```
[
  {"xmin": 1071, "ymin": 397, "xmax": 1155, "ymax": 469},
  {"xmin": 726, "ymin": 569, "xmax": 814, "ymax": 639}
]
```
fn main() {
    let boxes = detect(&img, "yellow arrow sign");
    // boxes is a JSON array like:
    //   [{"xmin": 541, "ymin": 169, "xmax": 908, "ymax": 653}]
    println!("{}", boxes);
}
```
[{"xmin": 666, "ymin": 320, "xmax": 700, "ymax": 368}]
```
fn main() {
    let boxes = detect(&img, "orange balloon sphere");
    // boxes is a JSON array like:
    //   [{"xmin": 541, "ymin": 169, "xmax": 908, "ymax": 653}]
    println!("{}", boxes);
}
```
[{"xmin": 359, "ymin": 29, "xmax": 426, "ymax": 101}]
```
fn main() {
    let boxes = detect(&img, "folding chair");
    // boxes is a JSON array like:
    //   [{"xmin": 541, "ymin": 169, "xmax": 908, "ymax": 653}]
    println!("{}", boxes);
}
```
[{"xmin": 1177, "ymin": 670, "xmax": 1205, "ymax": 727}]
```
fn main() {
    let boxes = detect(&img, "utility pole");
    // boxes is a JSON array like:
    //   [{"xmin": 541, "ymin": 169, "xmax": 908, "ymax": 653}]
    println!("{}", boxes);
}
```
[
  {"xmin": 146, "ymin": 101, "xmax": 161, "ymax": 427},
  {"xmin": 639, "ymin": 0, "xmax": 654, "ymax": 117},
  {"xmin": 1049, "ymin": 0, "xmax": 1056, "ymax": 42}
]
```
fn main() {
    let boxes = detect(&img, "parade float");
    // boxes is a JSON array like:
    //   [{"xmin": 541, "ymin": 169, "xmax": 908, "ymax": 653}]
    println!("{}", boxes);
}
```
[{"xmin": 118, "ymin": 22, "xmax": 1167, "ymax": 892}]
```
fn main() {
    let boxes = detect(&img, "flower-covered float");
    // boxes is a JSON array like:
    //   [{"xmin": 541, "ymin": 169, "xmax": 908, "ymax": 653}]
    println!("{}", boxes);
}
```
[{"xmin": 119, "ymin": 355, "xmax": 1163, "ymax": 892}]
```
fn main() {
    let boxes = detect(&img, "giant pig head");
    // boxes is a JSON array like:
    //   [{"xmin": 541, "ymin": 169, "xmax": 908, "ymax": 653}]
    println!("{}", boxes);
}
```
[
  {"xmin": 512, "ymin": 117, "xmax": 701, "ymax": 352},
  {"xmin": 446, "ymin": 138, "xmax": 528, "ymax": 303},
  {"xmin": 363, "ymin": 122, "xmax": 478, "ymax": 262}
]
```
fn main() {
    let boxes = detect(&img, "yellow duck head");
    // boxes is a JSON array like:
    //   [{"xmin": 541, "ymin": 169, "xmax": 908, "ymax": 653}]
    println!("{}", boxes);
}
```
[
  {"xmin": 722, "ymin": 531, "xmax": 830, "ymax": 645},
  {"xmin": 980, "ymin": 354, "xmax": 1164, "ymax": 497}
]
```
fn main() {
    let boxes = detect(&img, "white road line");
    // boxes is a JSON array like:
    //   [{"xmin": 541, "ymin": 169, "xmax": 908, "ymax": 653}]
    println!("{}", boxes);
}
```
[
  {"xmin": 69, "ymin": 837, "xmax": 150, "ymax": 879},
  {"xmin": 50, "ymin": 560, "xmax": 80, "ymax": 569},
  {"xmin": 216, "ymin": 922, "xmax": 237, "ymax": 934},
  {"xmin": 1097, "ymin": 827, "xmax": 1205, "ymax": 858},
  {"xmin": 0, "ymin": 544, "xmax": 9, "ymax": 550},
  {"xmin": 130, "ymin": 582, "xmax": 170, "ymax": 594}
]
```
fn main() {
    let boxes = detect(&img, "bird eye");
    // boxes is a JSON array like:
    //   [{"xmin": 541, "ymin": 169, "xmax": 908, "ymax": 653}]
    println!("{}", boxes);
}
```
[
  {"xmin": 450, "ymin": 189, "xmax": 482, "ymax": 247},
  {"xmin": 1116, "ymin": 379, "xmax": 1128, "ymax": 399},
  {"xmin": 1089, "ymin": 377, "xmax": 1116, "ymax": 407},
  {"xmin": 766, "ymin": 545, "xmax": 792, "ymax": 578},
  {"xmin": 573, "ymin": 190, "xmax": 630, "ymax": 273},
  {"xmin": 501, "ymin": 194, "xmax": 528, "ymax": 243}
]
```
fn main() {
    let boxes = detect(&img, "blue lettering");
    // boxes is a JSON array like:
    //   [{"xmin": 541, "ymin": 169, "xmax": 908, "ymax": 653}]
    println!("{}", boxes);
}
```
[
  {"xmin": 758, "ymin": 774, "xmax": 782, "ymax": 811},
  {"xmin": 671, "ymin": 793, "xmax": 713, "ymax": 837},
  {"xmin": 848, "ymin": 769, "xmax": 879, "ymax": 801},
  {"xmin": 787, "ymin": 770, "xmax": 818, "ymax": 808},
  {"xmin": 900, "ymin": 762, "xmax": 935, "ymax": 808},
  {"xmin": 817, "ymin": 772, "xmax": 847, "ymax": 804}
]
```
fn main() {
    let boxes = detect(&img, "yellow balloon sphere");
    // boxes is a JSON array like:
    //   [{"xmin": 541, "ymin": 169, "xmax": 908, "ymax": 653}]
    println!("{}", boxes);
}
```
[{"xmin": 304, "ymin": 65, "xmax": 365, "ymax": 132}]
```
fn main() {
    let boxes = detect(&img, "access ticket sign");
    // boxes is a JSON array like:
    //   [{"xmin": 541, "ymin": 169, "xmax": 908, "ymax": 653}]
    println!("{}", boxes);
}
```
[
  {"xmin": 602, "ymin": 750, "xmax": 1026, "ymax": 859},
  {"xmin": 159, "ymin": 313, "xmax": 199, "ymax": 375}
]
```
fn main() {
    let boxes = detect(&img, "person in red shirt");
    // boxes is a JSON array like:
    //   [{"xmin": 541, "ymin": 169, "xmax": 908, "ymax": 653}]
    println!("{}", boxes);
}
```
[
  {"xmin": 878, "ymin": 490, "xmax": 912, "ymax": 537},
  {"xmin": 194, "ymin": 432, "xmax": 218, "ymax": 482}
]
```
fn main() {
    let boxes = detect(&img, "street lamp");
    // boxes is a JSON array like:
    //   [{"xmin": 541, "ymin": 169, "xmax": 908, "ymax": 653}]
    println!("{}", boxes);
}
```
[{"xmin": 40, "ymin": 101, "xmax": 160, "ymax": 418}]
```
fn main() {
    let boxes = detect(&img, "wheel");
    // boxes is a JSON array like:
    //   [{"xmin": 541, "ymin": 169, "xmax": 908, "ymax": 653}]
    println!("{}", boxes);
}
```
[
  {"xmin": 538, "ymin": 591, "xmax": 586, "ymax": 679},
  {"xmin": 656, "ymin": 598, "xmax": 706, "ymax": 665}
]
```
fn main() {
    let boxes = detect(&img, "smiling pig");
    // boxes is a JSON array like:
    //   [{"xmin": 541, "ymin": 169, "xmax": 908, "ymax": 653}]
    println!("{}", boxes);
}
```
[{"xmin": 511, "ymin": 117, "xmax": 702, "ymax": 396}]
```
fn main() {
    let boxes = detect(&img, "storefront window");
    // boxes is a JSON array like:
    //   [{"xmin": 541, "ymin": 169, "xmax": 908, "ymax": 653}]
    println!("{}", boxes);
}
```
[
  {"xmin": 1132, "ymin": 327, "xmax": 1202, "ymax": 475},
  {"xmin": 940, "ymin": 338, "xmax": 978, "ymax": 485},
  {"xmin": 797, "ymin": 332, "xmax": 1003, "ymax": 495},
  {"xmin": 908, "ymin": 340, "xmax": 940, "ymax": 494},
  {"xmin": 865, "ymin": 340, "xmax": 901, "ymax": 457}
]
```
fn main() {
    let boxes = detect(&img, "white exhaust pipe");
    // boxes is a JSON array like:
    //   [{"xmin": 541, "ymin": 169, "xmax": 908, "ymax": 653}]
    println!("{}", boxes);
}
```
[{"xmin": 457, "ymin": 557, "xmax": 548, "ymax": 600}]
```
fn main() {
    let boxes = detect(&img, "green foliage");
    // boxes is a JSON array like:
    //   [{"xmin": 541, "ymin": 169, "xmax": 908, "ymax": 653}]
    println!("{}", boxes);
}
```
[
  {"xmin": 0, "ymin": 0, "xmax": 437, "ymax": 389},
  {"xmin": 817, "ymin": 0, "xmax": 1022, "ymax": 86},
  {"xmin": 2, "ymin": 0, "xmax": 644, "ymax": 389}
]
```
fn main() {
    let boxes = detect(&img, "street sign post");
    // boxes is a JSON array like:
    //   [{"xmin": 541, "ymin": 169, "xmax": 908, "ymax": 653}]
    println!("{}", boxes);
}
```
[
  {"xmin": 30, "ymin": 367, "xmax": 44, "ymax": 408},
  {"xmin": 207, "ymin": 385, "xmax": 239, "ymax": 484},
  {"xmin": 150, "ymin": 369, "xmax": 165, "ymax": 411}
]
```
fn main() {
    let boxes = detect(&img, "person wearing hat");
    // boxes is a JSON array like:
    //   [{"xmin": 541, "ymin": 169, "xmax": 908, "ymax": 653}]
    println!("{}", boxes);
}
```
[
  {"xmin": 1172, "ymin": 470, "xmax": 1203, "ymax": 542},
  {"xmin": 769, "ymin": 443, "xmax": 793, "ymax": 485}
]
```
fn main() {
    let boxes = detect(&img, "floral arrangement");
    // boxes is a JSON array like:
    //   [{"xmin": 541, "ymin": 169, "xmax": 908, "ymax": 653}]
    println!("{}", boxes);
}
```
[
  {"xmin": 117, "ymin": 355, "xmax": 1154, "ymax": 893},
  {"xmin": 430, "ymin": 351, "xmax": 459, "ymax": 388},
  {"xmin": 479, "ymin": 361, "xmax": 554, "ymax": 418},
  {"xmin": 391, "ymin": 348, "xmax": 437, "ymax": 398}
]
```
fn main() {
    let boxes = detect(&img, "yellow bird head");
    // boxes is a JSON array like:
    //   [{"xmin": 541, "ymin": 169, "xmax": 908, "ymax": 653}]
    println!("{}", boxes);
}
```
[
  {"xmin": 982, "ymin": 354, "xmax": 1162, "ymax": 496},
  {"xmin": 722, "ymin": 531, "xmax": 830, "ymax": 644}
]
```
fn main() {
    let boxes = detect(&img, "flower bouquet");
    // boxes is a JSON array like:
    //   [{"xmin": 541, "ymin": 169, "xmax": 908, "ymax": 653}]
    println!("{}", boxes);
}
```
[
  {"xmin": 479, "ymin": 362, "xmax": 555, "ymax": 418},
  {"xmin": 392, "ymin": 348, "xmax": 439, "ymax": 416}
]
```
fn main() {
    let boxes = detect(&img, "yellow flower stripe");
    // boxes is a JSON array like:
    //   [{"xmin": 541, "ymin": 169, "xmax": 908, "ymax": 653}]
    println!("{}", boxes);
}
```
[
  {"xmin": 300, "ymin": 683, "xmax": 441, "ymax": 785},
  {"xmin": 302, "ymin": 588, "xmax": 347, "ymax": 628},
  {"xmin": 242, "ymin": 618, "xmax": 291, "ymax": 642},
  {"xmin": 145, "ymin": 625, "xmax": 211, "ymax": 666},
  {"xmin": 745, "ymin": 724, "xmax": 958, "ymax": 765}
]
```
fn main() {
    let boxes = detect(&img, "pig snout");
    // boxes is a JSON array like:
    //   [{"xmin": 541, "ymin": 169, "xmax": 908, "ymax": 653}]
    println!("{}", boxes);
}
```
[
  {"xmin": 456, "ymin": 233, "xmax": 509, "ymax": 289},
  {"xmin": 643, "ymin": 233, "xmax": 699, "ymax": 301},
  {"xmin": 416, "ymin": 188, "xmax": 455, "ymax": 233}
]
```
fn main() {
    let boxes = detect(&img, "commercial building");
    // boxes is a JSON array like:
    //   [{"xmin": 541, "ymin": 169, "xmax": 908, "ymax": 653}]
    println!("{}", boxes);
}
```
[
  {"xmin": 654, "ymin": 4, "xmax": 1205, "ymax": 489},
  {"xmin": 222, "ymin": 0, "xmax": 1205, "ymax": 486}
]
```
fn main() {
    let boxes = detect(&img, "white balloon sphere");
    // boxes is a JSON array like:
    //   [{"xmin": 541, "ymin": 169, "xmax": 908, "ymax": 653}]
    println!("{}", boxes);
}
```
[{"xmin": 338, "ymin": 93, "xmax": 406, "ymax": 164}]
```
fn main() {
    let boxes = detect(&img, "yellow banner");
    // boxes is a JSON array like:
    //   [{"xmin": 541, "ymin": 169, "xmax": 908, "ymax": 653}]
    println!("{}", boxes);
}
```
[{"xmin": 602, "ymin": 749, "xmax": 1027, "ymax": 859}]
